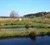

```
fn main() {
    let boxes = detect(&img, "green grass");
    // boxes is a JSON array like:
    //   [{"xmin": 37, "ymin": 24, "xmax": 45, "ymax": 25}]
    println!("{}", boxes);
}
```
[
  {"xmin": 0, "ymin": 25, "xmax": 25, "ymax": 28},
  {"xmin": 0, "ymin": 17, "xmax": 50, "ymax": 28},
  {"xmin": 0, "ymin": 23, "xmax": 50, "ymax": 29},
  {"xmin": 0, "ymin": 17, "xmax": 50, "ymax": 39},
  {"xmin": 0, "ymin": 28, "xmax": 50, "ymax": 39}
]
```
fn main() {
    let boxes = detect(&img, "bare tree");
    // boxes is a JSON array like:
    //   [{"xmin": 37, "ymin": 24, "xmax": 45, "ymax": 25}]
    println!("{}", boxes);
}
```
[{"xmin": 10, "ymin": 10, "xmax": 19, "ymax": 18}]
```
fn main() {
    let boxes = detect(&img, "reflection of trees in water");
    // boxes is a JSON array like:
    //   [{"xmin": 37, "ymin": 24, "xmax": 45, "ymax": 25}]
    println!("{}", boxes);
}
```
[
  {"xmin": 30, "ymin": 37, "xmax": 36, "ymax": 41},
  {"xmin": 30, "ymin": 37, "xmax": 36, "ymax": 45}
]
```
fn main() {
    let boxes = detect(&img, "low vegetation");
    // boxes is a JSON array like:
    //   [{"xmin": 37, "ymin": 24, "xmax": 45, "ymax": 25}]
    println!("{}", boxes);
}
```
[
  {"xmin": 46, "ymin": 31, "xmax": 50, "ymax": 36},
  {"xmin": 29, "ymin": 31, "xmax": 36, "ymax": 39},
  {"xmin": 0, "ymin": 29, "xmax": 50, "ymax": 39},
  {"xmin": 0, "ymin": 13, "xmax": 50, "ymax": 39}
]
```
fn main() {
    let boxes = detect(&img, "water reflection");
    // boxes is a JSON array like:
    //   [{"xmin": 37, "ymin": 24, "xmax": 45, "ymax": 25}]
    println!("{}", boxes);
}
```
[
  {"xmin": 0, "ymin": 36, "xmax": 50, "ymax": 45},
  {"xmin": 30, "ymin": 37, "xmax": 36, "ymax": 41}
]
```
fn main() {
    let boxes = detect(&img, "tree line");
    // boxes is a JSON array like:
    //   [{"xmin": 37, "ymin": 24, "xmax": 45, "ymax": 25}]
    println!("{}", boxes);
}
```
[{"xmin": 23, "ymin": 12, "xmax": 50, "ymax": 18}]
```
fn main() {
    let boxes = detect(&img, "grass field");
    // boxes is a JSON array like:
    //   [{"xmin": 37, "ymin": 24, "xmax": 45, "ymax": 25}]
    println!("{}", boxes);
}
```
[
  {"xmin": 0, "ymin": 17, "xmax": 50, "ymax": 28},
  {"xmin": 0, "ymin": 17, "xmax": 50, "ymax": 39}
]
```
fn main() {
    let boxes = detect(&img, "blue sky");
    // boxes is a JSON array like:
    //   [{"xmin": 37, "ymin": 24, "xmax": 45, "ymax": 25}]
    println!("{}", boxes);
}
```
[{"xmin": 0, "ymin": 0, "xmax": 50, "ymax": 16}]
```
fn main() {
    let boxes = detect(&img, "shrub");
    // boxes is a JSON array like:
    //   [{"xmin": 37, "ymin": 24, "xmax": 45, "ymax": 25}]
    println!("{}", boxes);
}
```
[
  {"xmin": 46, "ymin": 31, "xmax": 50, "ymax": 36},
  {"xmin": 11, "ymin": 23, "xmax": 14, "ymax": 25},
  {"xmin": 25, "ymin": 24, "xmax": 29, "ymax": 29},
  {"xmin": 5, "ymin": 24, "xmax": 8, "ymax": 25},
  {"xmin": 31, "ymin": 25, "xmax": 34, "ymax": 28},
  {"xmin": 39, "ymin": 32, "xmax": 45, "ymax": 36},
  {"xmin": 29, "ymin": 32, "xmax": 36, "ymax": 39}
]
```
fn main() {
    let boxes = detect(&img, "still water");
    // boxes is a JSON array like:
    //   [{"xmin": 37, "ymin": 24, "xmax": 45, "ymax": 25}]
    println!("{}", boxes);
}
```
[
  {"xmin": 0, "ymin": 36, "xmax": 50, "ymax": 45},
  {"xmin": 0, "ymin": 28, "xmax": 35, "ymax": 30},
  {"xmin": 0, "ymin": 27, "xmax": 43, "ymax": 30}
]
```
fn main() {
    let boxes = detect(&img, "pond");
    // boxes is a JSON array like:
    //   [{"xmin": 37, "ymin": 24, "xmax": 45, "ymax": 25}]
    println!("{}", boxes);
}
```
[
  {"xmin": 0, "ymin": 27, "xmax": 36, "ymax": 30},
  {"xmin": 0, "ymin": 36, "xmax": 50, "ymax": 45},
  {"xmin": 0, "ymin": 28, "xmax": 26, "ymax": 30},
  {"xmin": 0, "ymin": 27, "xmax": 44, "ymax": 30}
]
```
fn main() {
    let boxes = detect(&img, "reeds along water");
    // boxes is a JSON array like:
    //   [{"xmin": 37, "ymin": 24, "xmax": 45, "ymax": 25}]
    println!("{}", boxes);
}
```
[
  {"xmin": 29, "ymin": 31, "xmax": 50, "ymax": 39},
  {"xmin": 29, "ymin": 32, "xmax": 36, "ymax": 40}
]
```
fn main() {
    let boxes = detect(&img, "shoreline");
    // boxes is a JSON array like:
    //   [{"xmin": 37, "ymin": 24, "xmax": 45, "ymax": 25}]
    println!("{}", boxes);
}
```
[{"xmin": 0, "ymin": 29, "xmax": 50, "ymax": 40}]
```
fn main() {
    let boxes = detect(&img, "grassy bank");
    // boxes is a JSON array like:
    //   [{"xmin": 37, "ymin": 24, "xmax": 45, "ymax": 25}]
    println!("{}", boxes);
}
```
[
  {"xmin": 0, "ymin": 17, "xmax": 50, "ymax": 39},
  {"xmin": 0, "ymin": 29, "xmax": 50, "ymax": 39}
]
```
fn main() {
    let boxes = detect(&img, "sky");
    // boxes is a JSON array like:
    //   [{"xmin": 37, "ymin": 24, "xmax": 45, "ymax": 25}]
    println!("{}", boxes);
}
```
[{"xmin": 0, "ymin": 0, "xmax": 50, "ymax": 16}]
